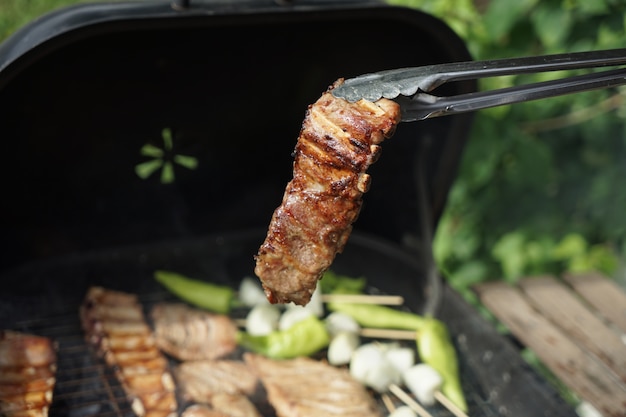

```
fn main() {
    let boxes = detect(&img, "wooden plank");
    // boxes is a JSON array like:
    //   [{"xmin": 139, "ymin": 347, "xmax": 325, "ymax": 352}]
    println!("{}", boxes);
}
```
[
  {"xmin": 475, "ymin": 281, "xmax": 626, "ymax": 417},
  {"xmin": 564, "ymin": 272, "xmax": 626, "ymax": 334},
  {"xmin": 519, "ymin": 276, "xmax": 626, "ymax": 384}
]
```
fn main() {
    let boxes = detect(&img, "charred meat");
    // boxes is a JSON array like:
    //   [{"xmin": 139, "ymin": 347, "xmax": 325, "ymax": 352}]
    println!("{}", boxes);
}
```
[
  {"xmin": 244, "ymin": 353, "xmax": 382, "ymax": 417},
  {"xmin": 80, "ymin": 286, "xmax": 177, "ymax": 417},
  {"xmin": 0, "ymin": 331, "xmax": 57, "ymax": 417},
  {"xmin": 255, "ymin": 79, "xmax": 401, "ymax": 306},
  {"xmin": 151, "ymin": 302, "xmax": 237, "ymax": 361}
]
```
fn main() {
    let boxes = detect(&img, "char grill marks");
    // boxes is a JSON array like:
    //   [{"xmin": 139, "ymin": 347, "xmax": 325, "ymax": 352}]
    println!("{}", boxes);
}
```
[
  {"xmin": 244, "ymin": 353, "xmax": 382, "ymax": 417},
  {"xmin": 0, "ymin": 331, "xmax": 57, "ymax": 417},
  {"xmin": 79, "ymin": 287, "xmax": 177, "ymax": 417},
  {"xmin": 255, "ymin": 79, "xmax": 401, "ymax": 306}
]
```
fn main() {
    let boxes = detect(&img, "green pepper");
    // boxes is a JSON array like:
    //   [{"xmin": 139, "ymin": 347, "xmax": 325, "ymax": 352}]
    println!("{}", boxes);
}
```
[
  {"xmin": 326, "ymin": 302, "xmax": 427, "ymax": 331},
  {"xmin": 320, "ymin": 270, "xmax": 367, "ymax": 294},
  {"xmin": 236, "ymin": 315, "xmax": 330, "ymax": 359},
  {"xmin": 154, "ymin": 270, "xmax": 235, "ymax": 314},
  {"xmin": 417, "ymin": 317, "xmax": 467, "ymax": 412}
]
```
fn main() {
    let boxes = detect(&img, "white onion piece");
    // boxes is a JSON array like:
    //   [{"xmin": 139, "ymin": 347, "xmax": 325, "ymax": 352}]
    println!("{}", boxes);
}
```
[
  {"xmin": 245, "ymin": 304, "xmax": 280, "ymax": 336},
  {"xmin": 325, "ymin": 312, "xmax": 361, "ymax": 337},
  {"xmin": 385, "ymin": 345, "xmax": 415, "ymax": 375},
  {"xmin": 278, "ymin": 307, "xmax": 314, "ymax": 331},
  {"xmin": 286, "ymin": 282, "xmax": 324, "ymax": 317},
  {"xmin": 350, "ymin": 343, "xmax": 401, "ymax": 393},
  {"xmin": 402, "ymin": 363, "xmax": 443, "ymax": 406},
  {"xmin": 238, "ymin": 276, "xmax": 268, "ymax": 307},
  {"xmin": 327, "ymin": 331, "xmax": 360, "ymax": 366},
  {"xmin": 388, "ymin": 405, "xmax": 417, "ymax": 417}
]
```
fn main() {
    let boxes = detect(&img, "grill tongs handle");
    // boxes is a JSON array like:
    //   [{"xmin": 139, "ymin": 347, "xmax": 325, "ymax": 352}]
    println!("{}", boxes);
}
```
[{"xmin": 331, "ymin": 48, "xmax": 626, "ymax": 122}]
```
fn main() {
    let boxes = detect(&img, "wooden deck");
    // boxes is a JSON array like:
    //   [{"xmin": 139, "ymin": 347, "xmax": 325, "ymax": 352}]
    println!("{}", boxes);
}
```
[{"xmin": 474, "ymin": 272, "xmax": 626, "ymax": 417}]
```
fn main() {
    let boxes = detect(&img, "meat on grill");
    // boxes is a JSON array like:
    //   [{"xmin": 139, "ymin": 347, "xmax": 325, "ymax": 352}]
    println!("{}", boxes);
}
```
[
  {"xmin": 210, "ymin": 393, "xmax": 262, "ymax": 417},
  {"xmin": 181, "ymin": 404, "xmax": 229, "ymax": 417},
  {"xmin": 254, "ymin": 79, "xmax": 401, "ymax": 306},
  {"xmin": 80, "ymin": 286, "xmax": 177, "ymax": 417},
  {"xmin": 151, "ymin": 302, "xmax": 237, "ymax": 361},
  {"xmin": 0, "ymin": 330, "xmax": 57, "ymax": 417},
  {"xmin": 174, "ymin": 359, "xmax": 259, "ymax": 404},
  {"xmin": 244, "ymin": 353, "xmax": 382, "ymax": 417}
]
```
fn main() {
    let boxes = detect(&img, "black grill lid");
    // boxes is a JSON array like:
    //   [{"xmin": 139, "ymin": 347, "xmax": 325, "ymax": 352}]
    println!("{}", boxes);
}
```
[{"xmin": 0, "ymin": 0, "xmax": 475, "ymax": 271}]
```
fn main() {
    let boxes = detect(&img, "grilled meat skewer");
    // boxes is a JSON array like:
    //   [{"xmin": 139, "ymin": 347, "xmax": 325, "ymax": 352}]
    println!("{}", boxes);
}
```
[
  {"xmin": 80, "ymin": 286, "xmax": 177, "ymax": 417},
  {"xmin": 255, "ymin": 79, "xmax": 401, "ymax": 306},
  {"xmin": 0, "ymin": 331, "xmax": 57, "ymax": 417}
]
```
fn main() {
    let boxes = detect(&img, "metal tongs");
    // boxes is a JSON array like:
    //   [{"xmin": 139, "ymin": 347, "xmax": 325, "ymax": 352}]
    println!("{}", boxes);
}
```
[{"xmin": 331, "ymin": 48, "xmax": 626, "ymax": 122}]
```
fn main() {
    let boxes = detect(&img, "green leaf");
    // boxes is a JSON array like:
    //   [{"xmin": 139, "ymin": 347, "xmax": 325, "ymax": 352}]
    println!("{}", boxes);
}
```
[
  {"xmin": 162, "ymin": 128, "xmax": 173, "ymax": 151},
  {"xmin": 140, "ymin": 144, "xmax": 164, "ymax": 158},
  {"xmin": 161, "ymin": 161, "xmax": 175, "ymax": 184},
  {"xmin": 174, "ymin": 154, "xmax": 199, "ymax": 170},
  {"xmin": 135, "ymin": 159, "xmax": 163, "ymax": 179}
]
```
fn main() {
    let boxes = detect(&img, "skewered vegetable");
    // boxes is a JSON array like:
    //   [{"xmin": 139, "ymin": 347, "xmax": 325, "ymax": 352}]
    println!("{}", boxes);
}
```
[
  {"xmin": 327, "ymin": 330, "xmax": 360, "ymax": 366},
  {"xmin": 325, "ymin": 311, "xmax": 361, "ymax": 337},
  {"xmin": 402, "ymin": 363, "xmax": 443, "ymax": 406},
  {"xmin": 327, "ymin": 303, "xmax": 426, "ymax": 331},
  {"xmin": 155, "ymin": 270, "xmax": 235, "ymax": 314},
  {"xmin": 350, "ymin": 342, "xmax": 415, "ymax": 393},
  {"xmin": 245, "ymin": 304, "xmax": 281, "ymax": 336},
  {"xmin": 237, "ymin": 315, "xmax": 330, "ymax": 359},
  {"xmin": 417, "ymin": 318, "xmax": 467, "ymax": 412},
  {"xmin": 239, "ymin": 276, "xmax": 269, "ymax": 307}
]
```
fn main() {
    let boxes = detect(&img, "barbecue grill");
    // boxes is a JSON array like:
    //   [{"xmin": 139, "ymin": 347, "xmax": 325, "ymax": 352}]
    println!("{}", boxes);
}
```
[{"xmin": 0, "ymin": 1, "xmax": 577, "ymax": 416}]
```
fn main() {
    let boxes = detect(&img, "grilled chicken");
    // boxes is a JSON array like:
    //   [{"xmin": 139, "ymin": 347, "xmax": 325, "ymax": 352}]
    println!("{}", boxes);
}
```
[
  {"xmin": 151, "ymin": 302, "xmax": 237, "ymax": 361},
  {"xmin": 80, "ymin": 286, "xmax": 177, "ymax": 417},
  {"xmin": 174, "ymin": 359, "xmax": 258, "ymax": 404},
  {"xmin": 244, "ymin": 353, "xmax": 382, "ymax": 417},
  {"xmin": 0, "ymin": 331, "xmax": 57, "ymax": 417},
  {"xmin": 255, "ymin": 79, "xmax": 401, "ymax": 305}
]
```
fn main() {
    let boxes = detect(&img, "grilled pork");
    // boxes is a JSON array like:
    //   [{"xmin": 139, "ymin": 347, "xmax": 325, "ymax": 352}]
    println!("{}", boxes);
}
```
[
  {"xmin": 174, "ymin": 359, "xmax": 258, "ymax": 404},
  {"xmin": 151, "ymin": 302, "xmax": 237, "ymax": 361},
  {"xmin": 210, "ymin": 393, "xmax": 262, "ymax": 417},
  {"xmin": 0, "ymin": 331, "xmax": 57, "ymax": 417},
  {"xmin": 244, "ymin": 353, "xmax": 382, "ymax": 417},
  {"xmin": 80, "ymin": 286, "xmax": 177, "ymax": 417},
  {"xmin": 255, "ymin": 79, "xmax": 401, "ymax": 305}
]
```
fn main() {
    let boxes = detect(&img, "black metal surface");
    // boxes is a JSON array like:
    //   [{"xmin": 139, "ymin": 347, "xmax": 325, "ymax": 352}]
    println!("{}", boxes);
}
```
[{"xmin": 1, "ymin": 230, "xmax": 577, "ymax": 417}]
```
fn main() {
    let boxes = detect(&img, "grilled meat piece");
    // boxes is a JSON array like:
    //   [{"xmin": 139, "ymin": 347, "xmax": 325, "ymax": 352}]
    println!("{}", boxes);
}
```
[
  {"xmin": 255, "ymin": 79, "xmax": 401, "ymax": 305},
  {"xmin": 210, "ymin": 393, "xmax": 262, "ymax": 417},
  {"xmin": 181, "ymin": 404, "xmax": 230, "ymax": 417},
  {"xmin": 174, "ymin": 360, "xmax": 258, "ymax": 404},
  {"xmin": 244, "ymin": 353, "xmax": 382, "ymax": 417},
  {"xmin": 80, "ymin": 286, "xmax": 177, "ymax": 417},
  {"xmin": 0, "ymin": 331, "xmax": 57, "ymax": 417},
  {"xmin": 151, "ymin": 302, "xmax": 237, "ymax": 361}
]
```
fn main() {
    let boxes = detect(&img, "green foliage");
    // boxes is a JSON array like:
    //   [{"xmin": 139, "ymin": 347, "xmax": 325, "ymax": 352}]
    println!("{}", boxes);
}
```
[{"xmin": 390, "ymin": 0, "xmax": 626, "ymax": 291}]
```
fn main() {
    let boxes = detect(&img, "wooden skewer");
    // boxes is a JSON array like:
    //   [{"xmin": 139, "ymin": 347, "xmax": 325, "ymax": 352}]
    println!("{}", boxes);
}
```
[
  {"xmin": 389, "ymin": 384, "xmax": 434, "ymax": 417},
  {"xmin": 359, "ymin": 328, "xmax": 417, "ymax": 340},
  {"xmin": 321, "ymin": 294, "xmax": 404, "ymax": 305},
  {"xmin": 381, "ymin": 392, "xmax": 396, "ymax": 414},
  {"xmin": 434, "ymin": 391, "xmax": 470, "ymax": 417}
]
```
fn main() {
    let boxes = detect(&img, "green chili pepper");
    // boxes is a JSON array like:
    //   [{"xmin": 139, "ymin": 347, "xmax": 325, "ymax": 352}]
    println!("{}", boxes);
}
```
[
  {"xmin": 154, "ymin": 270, "xmax": 235, "ymax": 314},
  {"xmin": 320, "ymin": 270, "xmax": 367, "ymax": 294},
  {"xmin": 326, "ymin": 302, "xmax": 427, "ymax": 331},
  {"xmin": 417, "ymin": 317, "xmax": 467, "ymax": 412},
  {"xmin": 236, "ymin": 315, "xmax": 330, "ymax": 359}
]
